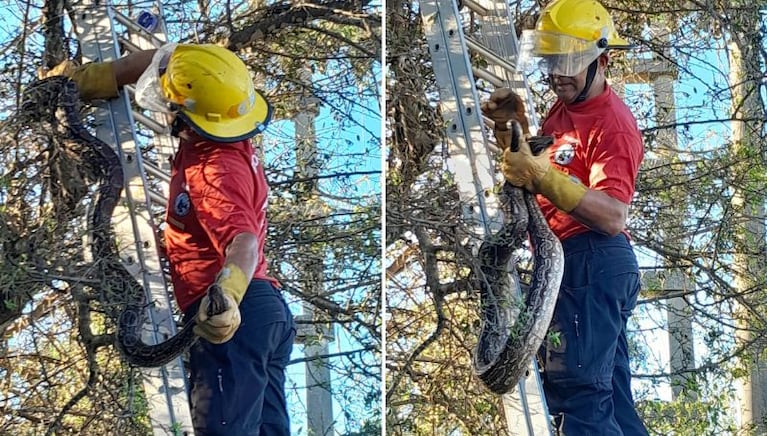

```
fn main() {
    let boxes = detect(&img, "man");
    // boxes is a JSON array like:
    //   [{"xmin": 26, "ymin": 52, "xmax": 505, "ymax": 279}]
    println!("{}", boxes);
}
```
[
  {"xmin": 45, "ymin": 44, "xmax": 295, "ymax": 435},
  {"xmin": 481, "ymin": 0, "xmax": 648, "ymax": 434}
]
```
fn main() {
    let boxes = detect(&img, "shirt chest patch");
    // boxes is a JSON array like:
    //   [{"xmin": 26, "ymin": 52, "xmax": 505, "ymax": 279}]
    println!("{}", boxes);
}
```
[
  {"xmin": 173, "ymin": 192, "xmax": 191, "ymax": 217},
  {"xmin": 553, "ymin": 142, "xmax": 577, "ymax": 166}
]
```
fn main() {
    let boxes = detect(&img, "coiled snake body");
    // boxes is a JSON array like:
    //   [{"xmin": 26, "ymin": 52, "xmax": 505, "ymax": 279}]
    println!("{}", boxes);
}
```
[
  {"xmin": 21, "ymin": 76, "xmax": 226, "ymax": 367},
  {"xmin": 473, "ymin": 124, "xmax": 565, "ymax": 394}
]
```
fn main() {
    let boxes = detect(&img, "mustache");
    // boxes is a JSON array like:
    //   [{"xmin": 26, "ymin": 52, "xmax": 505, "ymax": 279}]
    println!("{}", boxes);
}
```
[
  {"xmin": 548, "ymin": 76, "xmax": 575, "ymax": 85},
  {"xmin": 544, "ymin": 76, "xmax": 577, "ymax": 90}
]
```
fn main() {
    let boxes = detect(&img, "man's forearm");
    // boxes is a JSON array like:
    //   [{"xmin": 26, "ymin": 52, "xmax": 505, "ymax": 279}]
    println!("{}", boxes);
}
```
[
  {"xmin": 223, "ymin": 232, "xmax": 259, "ymax": 279},
  {"xmin": 569, "ymin": 189, "xmax": 629, "ymax": 237},
  {"xmin": 113, "ymin": 49, "xmax": 157, "ymax": 87}
]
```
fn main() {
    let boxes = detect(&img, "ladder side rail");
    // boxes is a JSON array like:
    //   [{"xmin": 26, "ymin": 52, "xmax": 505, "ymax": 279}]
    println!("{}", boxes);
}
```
[
  {"xmin": 102, "ymin": 6, "xmax": 176, "ymax": 341},
  {"xmin": 73, "ymin": 2, "xmax": 194, "ymax": 434},
  {"xmin": 421, "ymin": 0, "xmax": 504, "ymax": 240},
  {"xmin": 101, "ymin": 85, "xmax": 192, "ymax": 436},
  {"xmin": 105, "ymin": 5, "xmax": 195, "ymax": 435}
]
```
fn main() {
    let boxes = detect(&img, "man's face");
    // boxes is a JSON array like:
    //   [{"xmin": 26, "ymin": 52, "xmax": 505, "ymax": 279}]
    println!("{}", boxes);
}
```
[
  {"xmin": 546, "ymin": 54, "xmax": 607, "ymax": 105},
  {"xmin": 548, "ymin": 70, "xmax": 588, "ymax": 105}
]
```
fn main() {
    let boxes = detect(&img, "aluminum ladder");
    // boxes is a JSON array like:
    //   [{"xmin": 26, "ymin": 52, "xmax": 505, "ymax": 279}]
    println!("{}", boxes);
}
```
[
  {"xmin": 420, "ymin": 0, "xmax": 553, "ymax": 434},
  {"xmin": 72, "ymin": 1, "xmax": 194, "ymax": 434}
]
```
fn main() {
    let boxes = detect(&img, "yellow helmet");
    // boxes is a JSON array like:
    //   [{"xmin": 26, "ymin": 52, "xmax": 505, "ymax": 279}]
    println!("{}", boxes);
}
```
[
  {"xmin": 519, "ymin": 0, "xmax": 632, "ymax": 76},
  {"xmin": 137, "ymin": 44, "xmax": 271, "ymax": 142},
  {"xmin": 536, "ymin": 0, "xmax": 630, "ymax": 53}
]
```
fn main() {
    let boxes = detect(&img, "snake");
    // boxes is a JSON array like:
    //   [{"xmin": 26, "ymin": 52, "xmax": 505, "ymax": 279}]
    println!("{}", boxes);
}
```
[
  {"xmin": 472, "ymin": 121, "xmax": 565, "ymax": 395},
  {"xmin": 19, "ymin": 76, "xmax": 227, "ymax": 367}
]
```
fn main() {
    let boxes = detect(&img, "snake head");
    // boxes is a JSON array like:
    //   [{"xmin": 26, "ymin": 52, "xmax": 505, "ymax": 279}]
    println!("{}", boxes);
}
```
[
  {"xmin": 507, "ymin": 119, "xmax": 524, "ymax": 153},
  {"xmin": 205, "ymin": 283, "xmax": 229, "ymax": 317},
  {"xmin": 507, "ymin": 120, "xmax": 554, "ymax": 156},
  {"xmin": 528, "ymin": 135, "xmax": 555, "ymax": 155}
]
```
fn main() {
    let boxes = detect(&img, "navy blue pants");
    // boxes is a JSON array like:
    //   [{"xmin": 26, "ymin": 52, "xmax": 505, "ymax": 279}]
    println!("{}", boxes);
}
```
[
  {"xmin": 184, "ymin": 279, "xmax": 295, "ymax": 436},
  {"xmin": 539, "ymin": 232, "xmax": 648, "ymax": 436}
]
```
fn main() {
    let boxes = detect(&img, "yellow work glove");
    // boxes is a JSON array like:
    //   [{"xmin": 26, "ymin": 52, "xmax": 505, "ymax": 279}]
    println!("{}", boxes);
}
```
[
  {"xmin": 502, "ymin": 139, "xmax": 587, "ymax": 213},
  {"xmin": 194, "ymin": 263, "xmax": 250, "ymax": 344},
  {"xmin": 480, "ymin": 88, "xmax": 530, "ymax": 135},
  {"xmin": 40, "ymin": 60, "xmax": 119, "ymax": 101}
]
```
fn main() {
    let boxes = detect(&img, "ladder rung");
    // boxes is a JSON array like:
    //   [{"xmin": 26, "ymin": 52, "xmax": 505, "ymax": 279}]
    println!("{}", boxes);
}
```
[
  {"xmin": 132, "ymin": 110, "xmax": 170, "ymax": 134},
  {"xmin": 461, "ymin": 0, "xmax": 496, "ymax": 16},
  {"xmin": 473, "ymin": 66, "xmax": 529, "ymax": 98},
  {"xmin": 480, "ymin": 119, "xmax": 502, "ymax": 154},
  {"xmin": 465, "ymin": 36, "xmax": 518, "ymax": 74},
  {"xmin": 111, "ymin": 9, "xmax": 166, "ymax": 48},
  {"xmin": 148, "ymin": 189, "xmax": 167, "ymax": 206},
  {"xmin": 118, "ymin": 35, "xmax": 142, "ymax": 54},
  {"xmin": 143, "ymin": 161, "xmax": 171, "ymax": 183},
  {"xmin": 473, "ymin": 66, "xmax": 505, "ymax": 88}
]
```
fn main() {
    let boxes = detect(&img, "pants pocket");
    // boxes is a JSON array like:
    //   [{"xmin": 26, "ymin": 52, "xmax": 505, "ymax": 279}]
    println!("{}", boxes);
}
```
[
  {"xmin": 216, "ymin": 366, "xmax": 231, "ymax": 428},
  {"xmin": 543, "ymin": 284, "xmax": 589, "ymax": 384}
]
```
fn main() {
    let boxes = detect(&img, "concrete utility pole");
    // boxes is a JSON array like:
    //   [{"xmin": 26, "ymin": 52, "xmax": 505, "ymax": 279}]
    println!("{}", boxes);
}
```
[
  {"xmin": 728, "ymin": 25, "xmax": 767, "ymax": 432},
  {"xmin": 640, "ymin": 269, "xmax": 694, "ymax": 400},
  {"xmin": 626, "ymin": 49, "xmax": 698, "ymax": 401},
  {"xmin": 292, "ymin": 66, "xmax": 335, "ymax": 436}
]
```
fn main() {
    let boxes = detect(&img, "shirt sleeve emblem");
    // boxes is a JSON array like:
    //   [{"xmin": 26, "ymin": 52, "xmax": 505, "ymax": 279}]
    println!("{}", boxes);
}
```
[{"xmin": 173, "ymin": 192, "xmax": 191, "ymax": 217}]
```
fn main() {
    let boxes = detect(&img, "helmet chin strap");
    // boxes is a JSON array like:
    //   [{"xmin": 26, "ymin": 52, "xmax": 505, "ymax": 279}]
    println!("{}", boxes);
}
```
[
  {"xmin": 574, "ymin": 59, "xmax": 599, "ymax": 103},
  {"xmin": 171, "ymin": 115, "xmax": 185, "ymax": 138}
]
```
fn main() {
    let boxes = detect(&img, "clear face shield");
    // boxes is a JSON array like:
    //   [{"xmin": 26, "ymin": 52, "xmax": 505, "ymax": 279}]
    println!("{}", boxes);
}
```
[
  {"xmin": 135, "ymin": 43, "xmax": 179, "ymax": 113},
  {"xmin": 518, "ymin": 29, "xmax": 607, "ymax": 77}
]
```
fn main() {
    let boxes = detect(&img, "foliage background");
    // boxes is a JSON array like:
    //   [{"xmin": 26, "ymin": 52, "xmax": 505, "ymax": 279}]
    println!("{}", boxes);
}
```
[{"xmin": 0, "ymin": 0, "xmax": 381, "ymax": 435}]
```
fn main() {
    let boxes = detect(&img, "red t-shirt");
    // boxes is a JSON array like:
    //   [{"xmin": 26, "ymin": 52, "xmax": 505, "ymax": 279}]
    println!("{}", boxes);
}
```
[
  {"xmin": 538, "ymin": 85, "xmax": 644, "ymax": 241},
  {"xmin": 164, "ymin": 132, "xmax": 279, "ymax": 311}
]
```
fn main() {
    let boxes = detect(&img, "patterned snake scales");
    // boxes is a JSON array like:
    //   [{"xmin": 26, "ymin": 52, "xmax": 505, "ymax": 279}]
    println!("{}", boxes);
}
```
[
  {"xmin": 472, "ymin": 121, "xmax": 565, "ymax": 394},
  {"xmin": 20, "ymin": 76, "xmax": 227, "ymax": 367}
]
